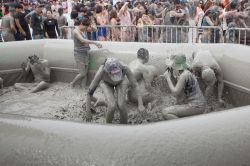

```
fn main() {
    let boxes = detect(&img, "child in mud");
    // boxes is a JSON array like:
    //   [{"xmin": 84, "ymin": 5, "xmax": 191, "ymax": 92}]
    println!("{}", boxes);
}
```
[
  {"xmin": 14, "ymin": 55, "xmax": 50, "ymax": 93},
  {"xmin": 86, "ymin": 58, "xmax": 145, "ymax": 124},
  {"xmin": 127, "ymin": 48, "xmax": 158, "ymax": 108},
  {"xmin": 162, "ymin": 54, "xmax": 206, "ymax": 120},
  {"xmin": 191, "ymin": 50, "xmax": 225, "ymax": 106}
]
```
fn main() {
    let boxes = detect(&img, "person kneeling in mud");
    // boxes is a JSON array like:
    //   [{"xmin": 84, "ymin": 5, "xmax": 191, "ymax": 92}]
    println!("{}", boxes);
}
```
[
  {"xmin": 86, "ymin": 58, "xmax": 145, "ymax": 124},
  {"xmin": 127, "ymin": 48, "xmax": 158, "ymax": 108},
  {"xmin": 14, "ymin": 55, "xmax": 50, "ymax": 93},
  {"xmin": 191, "ymin": 50, "xmax": 225, "ymax": 106},
  {"xmin": 162, "ymin": 54, "xmax": 206, "ymax": 120}
]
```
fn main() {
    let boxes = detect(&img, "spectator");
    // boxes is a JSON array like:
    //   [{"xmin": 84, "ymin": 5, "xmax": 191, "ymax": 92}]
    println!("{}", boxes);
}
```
[
  {"xmin": 110, "ymin": 10, "xmax": 120, "ymax": 41},
  {"xmin": 31, "ymin": 4, "xmax": 44, "ymax": 39},
  {"xmin": 1, "ymin": 7, "xmax": 16, "ymax": 42},
  {"xmin": 148, "ymin": 9, "xmax": 161, "ymax": 42},
  {"xmin": 44, "ymin": 10, "xmax": 60, "ymax": 38},
  {"xmin": 14, "ymin": 4, "xmax": 32, "ymax": 41},
  {"xmin": 96, "ymin": 5, "xmax": 108, "ymax": 41},
  {"xmin": 57, "ymin": 8, "xmax": 68, "ymax": 39}
]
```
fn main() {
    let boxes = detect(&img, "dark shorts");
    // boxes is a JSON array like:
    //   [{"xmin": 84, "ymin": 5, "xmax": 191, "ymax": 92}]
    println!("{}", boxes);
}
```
[{"xmin": 97, "ymin": 27, "xmax": 107, "ymax": 37}]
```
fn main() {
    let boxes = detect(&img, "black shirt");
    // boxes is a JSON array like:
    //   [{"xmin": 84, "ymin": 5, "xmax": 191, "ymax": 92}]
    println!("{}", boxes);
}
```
[
  {"xmin": 31, "ymin": 12, "xmax": 44, "ymax": 35},
  {"xmin": 15, "ymin": 11, "xmax": 29, "ymax": 30},
  {"xmin": 44, "ymin": 18, "xmax": 60, "ymax": 38}
]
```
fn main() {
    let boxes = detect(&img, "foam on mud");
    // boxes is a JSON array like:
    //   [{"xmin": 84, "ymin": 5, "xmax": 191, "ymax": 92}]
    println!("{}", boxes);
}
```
[{"xmin": 0, "ymin": 79, "xmax": 233, "ymax": 124}]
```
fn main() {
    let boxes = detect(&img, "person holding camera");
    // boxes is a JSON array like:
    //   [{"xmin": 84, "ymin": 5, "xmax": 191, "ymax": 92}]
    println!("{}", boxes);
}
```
[
  {"xmin": 161, "ymin": 54, "xmax": 206, "ymax": 120},
  {"xmin": 14, "ymin": 55, "xmax": 50, "ymax": 93}
]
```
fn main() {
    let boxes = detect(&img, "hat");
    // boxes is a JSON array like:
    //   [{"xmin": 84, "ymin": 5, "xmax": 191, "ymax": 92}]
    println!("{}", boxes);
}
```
[
  {"xmin": 104, "ymin": 58, "xmax": 123, "ymax": 82},
  {"xmin": 201, "ymin": 68, "xmax": 216, "ymax": 86},
  {"xmin": 166, "ymin": 54, "xmax": 188, "ymax": 71},
  {"xmin": 137, "ymin": 48, "xmax": 149, "ymax": 60}
]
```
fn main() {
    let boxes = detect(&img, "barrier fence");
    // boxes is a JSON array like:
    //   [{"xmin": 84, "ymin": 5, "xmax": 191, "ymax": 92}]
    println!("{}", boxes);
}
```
[{"xmin": 1, "ymin": 25, "xmax": 250, "ymax": 45}]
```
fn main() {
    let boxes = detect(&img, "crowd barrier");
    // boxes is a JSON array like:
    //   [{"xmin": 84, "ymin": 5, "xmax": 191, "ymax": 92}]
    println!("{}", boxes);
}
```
[{"xmin": 1, "ymin": 25, "xmax": 250, "ymax": 45}]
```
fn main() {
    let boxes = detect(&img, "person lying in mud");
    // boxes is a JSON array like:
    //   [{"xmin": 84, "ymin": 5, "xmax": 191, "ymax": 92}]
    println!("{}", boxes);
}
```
[
  {"xmin": 0, "ymin": 77, "xmax": 3, "ymax": 95},
  {"xmin": 14, "ymin": 55, "xmax": 50, "ymax": 93},
  {"xmin": 127, "ymin": 48, "xmax": 158, "ymax": 108},
  {"xmin": 86, "ymin": 58, "xmax": 145, "ymax": 124},
  {"xmin": 191, "ymin": 50, "xmax": 225, "ymax": 106},
  {"xmin": 161, "ymin": 54, "xmax": 206, "ymax": 120}
]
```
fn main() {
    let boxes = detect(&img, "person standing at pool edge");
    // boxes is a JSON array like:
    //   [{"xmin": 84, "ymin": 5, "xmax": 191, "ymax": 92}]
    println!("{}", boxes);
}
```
[{"xmin": 70, "ymin": 17, "xmax": 102, "ymax": 88}]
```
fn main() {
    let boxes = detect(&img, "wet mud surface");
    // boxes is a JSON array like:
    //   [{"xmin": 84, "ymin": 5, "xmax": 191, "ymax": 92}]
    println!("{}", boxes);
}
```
[{"xmin": 0, "ymin": 79, "xmax": 233, "ymax": 124}]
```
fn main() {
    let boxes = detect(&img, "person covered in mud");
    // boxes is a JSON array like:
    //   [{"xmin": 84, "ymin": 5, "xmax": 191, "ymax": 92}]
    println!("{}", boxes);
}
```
[
  {"xmin": 70, "ymin": 17, "xmax": 102, "ymax": 88},
  {"xmin": 86, "ymin": 58, "xmax": 145, "ymax": 124},
  {"xmin": 191, "ymin": 50, "xmax": 225, "ymax": 106},
  {"xmin": 161, "ymin": 54, "xmax": 206, "ymax": 120},
  {"xmin": 127, "ymin": 48, "xmax": 158, "ymax": 108},
  {"xmin": 14, "ymin": 55, "xmax": 50, "ymax": 93}
]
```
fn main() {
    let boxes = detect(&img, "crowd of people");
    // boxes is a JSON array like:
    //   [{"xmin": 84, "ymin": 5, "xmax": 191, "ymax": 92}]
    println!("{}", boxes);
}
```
[{"xmin": 0, "ymin": 0, "xmax": 250, "ymax": 43}]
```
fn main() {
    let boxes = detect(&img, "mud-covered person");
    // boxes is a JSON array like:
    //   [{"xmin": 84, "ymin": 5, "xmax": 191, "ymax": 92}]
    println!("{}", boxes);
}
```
[
  {"xmin": 127, "ymin": 48, "xmax": 158, "ymax": 108},
  {"xmin": 86, "ymin": 58, "xmax": 145, "ymax": 124},
  {"xmin": 70, "ymin": 17, "xmax": 102, "ymax": 88},
  {"xmin": 191, "ymin": 50, "xmax": 225, "ymax": 107},
  {"xmin": 14, "ymin": 55, "xmax": 50, "ymax": 93},
  {"xmin": 161, "ymin": 54, "xmax": 206, "ymax": 120}
]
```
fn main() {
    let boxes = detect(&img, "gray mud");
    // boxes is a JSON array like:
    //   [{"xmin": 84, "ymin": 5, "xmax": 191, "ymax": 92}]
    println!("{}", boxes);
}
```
[{"xmin": 0, "ymin": 79, "xmax": 233, "ymax": 124}]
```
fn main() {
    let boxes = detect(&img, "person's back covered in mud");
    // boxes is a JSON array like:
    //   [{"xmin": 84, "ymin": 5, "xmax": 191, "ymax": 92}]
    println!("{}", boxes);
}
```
[
  {"xmin": 191, "ymin": 50, "xmax": 225, "ymax": 107},
  {"xmin": 127, "ymin": 48, "xmax": 158, "ymax": 106}
]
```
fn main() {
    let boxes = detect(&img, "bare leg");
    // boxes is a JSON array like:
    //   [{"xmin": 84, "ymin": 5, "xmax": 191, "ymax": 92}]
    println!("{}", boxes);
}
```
[
  {"xmin": 100, "ymin": 82, "xmax": 116, "ymax": 124},
  {"xmin": 117, "ymin": 79, "xmax": 129, "ymax": 124},
  {"xmin": 31, "ymin": 81, "xmax": 50, "ymax": 93},
  {"xmin": 70, "ymin": 64, "xmax": 88, "ymax": 88},
  {"xmin": 162, "ymin": 104, "xmax": 205, "ymax": 120},
  {"xmin": 14, "ymin": 83, "xmax": 36, "ymax": 91}
]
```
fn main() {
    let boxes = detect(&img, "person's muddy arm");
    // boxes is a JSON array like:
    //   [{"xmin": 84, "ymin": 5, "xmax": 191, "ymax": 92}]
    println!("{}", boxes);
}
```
[
  {"xmin": 125, "ymin": 66, "xmax": 145, "ymax": 112},
  {"xmin": 10, "ymin": 16, "xmax": 17, "ymax": 33},
  {"xmin": 22, "ymin": 61, "xmax": 31, "ymax": 72},
  {"xmin": 118, "ymin": 2, "xmax": 128, "ymax": 17},
  {"xmin": 41, "ymin": 61, "xmax": 51, "ymax": 81},
  {"xmin": 86, "ymin": 66, "xmax": 104, "ymax": 121},
  {"xmin": 216, "ymin": 68, "xmax": 224, "ymax": 105},
  {"xmin": 73, "ymin": 30, "xmax": 102, "ymax": 48},
  {"xmin": 164, "ymin": 70, "xmax": 185, "ymax": 96}
]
